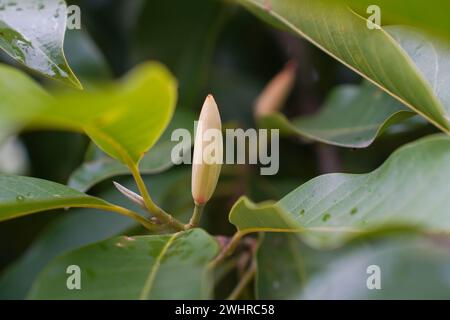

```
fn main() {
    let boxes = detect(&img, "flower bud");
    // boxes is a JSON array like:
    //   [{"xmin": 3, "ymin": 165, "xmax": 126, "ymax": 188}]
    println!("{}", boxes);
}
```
[
  {"xmin": 254, "ymin": 60, "xmax": 297, "ymax": 118},
  {"xmin": 192, "ymin": 95, "xmax": 223, "ymax": 206}
]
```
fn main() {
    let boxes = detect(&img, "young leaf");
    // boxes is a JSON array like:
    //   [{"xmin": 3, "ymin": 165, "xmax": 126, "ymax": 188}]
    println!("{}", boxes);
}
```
[
  {"xmin": 0, "ymin": 175, "xmax": 111, "ymax": 222},
  {"xmin": 68, "ymin": 109, "xmax": 195, "ymax": 191},
  {"xmin": 39, "ymin": 62, "xmax": 177, "ymax": 166},
  {"xmin": 229, "ymin": 134, "xmax": 450, "ymax": 248},
  {"xmin": 0, "ymin": 64, "xmax": 51, "ymax": 143},
  {"xmin": 257, "ymin": 233, "xmax": 450, "ymax": 299},
  {"xmin": 259, "ymin": 82, "xmax": 414, "ymax": 148},
  {"xmin": 0, "ymin": 0, "xmax": 81, "ymax": 88},
  {"xmin": 0, "ymin": 62, "xmax": 177, "ymax": 166},
  {"xmin": 238, "ymin": 0, "xmax": 450, "ymax": 133},
  {"xmin": 29, "ymin": 229, "xmax": 219, "ymax": 299}
]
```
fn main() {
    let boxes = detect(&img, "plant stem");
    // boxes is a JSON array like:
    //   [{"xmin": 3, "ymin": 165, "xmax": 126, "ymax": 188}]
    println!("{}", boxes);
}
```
[
  {"xmin": 209, "ymin": 231, "xmax": 245, "ymax": 269},
  {"xmin": 129, "ymin": 163, "xmax": 185, "ymax": 231},
  {"xmin": 227, "ymin": 259, "xmax": 257, "ymax": 300},
  {"xmin": 186, "ymin": 204, "xmax": 204, "ymax": 229}
]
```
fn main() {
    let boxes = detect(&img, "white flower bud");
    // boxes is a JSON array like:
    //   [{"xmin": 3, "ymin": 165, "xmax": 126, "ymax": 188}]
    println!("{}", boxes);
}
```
[{"xmin": 191, "ymin": 95, "xmax": 223, "ymax": 206}]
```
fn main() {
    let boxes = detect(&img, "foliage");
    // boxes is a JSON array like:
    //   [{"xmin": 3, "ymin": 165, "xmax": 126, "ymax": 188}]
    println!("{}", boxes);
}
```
[{"xmin": 1, "ymin": 0, "xmax": 450, "ymax": 300}]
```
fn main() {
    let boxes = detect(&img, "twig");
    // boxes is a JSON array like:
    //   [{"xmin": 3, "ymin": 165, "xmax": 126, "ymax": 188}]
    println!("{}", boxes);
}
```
[
  {"xmin": 186, "ymin": 204, "xmax": 204, "ymax": 229},
  {"xmin": 227, "ymin": 259, "xmax": 257, "ymax": 300},
  {"xmin": 209, "ymin": 231, "xmax": 245, "ymax": 269},
  {"xmin": 129, "ymin": 163, "xmax": 185, "ymax": 231}
]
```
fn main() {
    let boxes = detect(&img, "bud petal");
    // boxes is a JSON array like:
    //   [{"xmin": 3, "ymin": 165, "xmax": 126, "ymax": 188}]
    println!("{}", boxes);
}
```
[
  {"xmin": 254, "ymin": 60, "xmax": 297, "ymax": 118},
  {"xmin": 192, "ymin": 95, "xmax": 223, "ymax": 206}
]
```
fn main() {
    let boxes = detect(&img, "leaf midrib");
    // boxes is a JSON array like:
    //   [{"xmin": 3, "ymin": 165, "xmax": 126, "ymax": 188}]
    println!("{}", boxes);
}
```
[{"xmin": 139, "ymin": 232, "xmax": 180, "ymax": 300}]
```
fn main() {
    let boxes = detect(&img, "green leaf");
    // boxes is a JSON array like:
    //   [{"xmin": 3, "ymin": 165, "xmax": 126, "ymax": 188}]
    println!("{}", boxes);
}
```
[
  {"xmin": 68, "ymin": 110, "xmax": 195, "ymax": 191},
  {"xmin": 238, "ymin": 0, "xmax": 450, "ymax": 133},
  {"xmin": 257, "ymin": 233, "xmax": 450, "ymax": 299},
  {"xmin": 0, "ymin": 174, "xmax": 110, "ymax": 222},
  {"xmin": 229, "ymin": 134, "xmax": 450, "ymax": 248},
  {"xmin": 0, "ymin": 170, "xmax": 191, "ymax": 299},
  {"xmin": 256, "ymin": 233, "xmax": 307, "ymax": 299},
  {"xmin": 29, "ymin": 229, "xmax": 219, "ymax": 299},
  {"xmin": 0, "ymin": 0, "xmax": 81, "ymax": 88},
  {"xmin": 0, "ymin": 210, "xmax": 136, "ymax": 300},
  {"xmin": 260, "ymin": 82, "xmax": 413, "ymax": 148},
  {"xmin": 0, "ymin": 61, "xmax": 177, "ymax": 166},
  {"xmin": 346, "ymin": 0, "xmax": 450, "ymax": 43},
  {"xmin": 63, "ymin": 29, "xmax": 112, "ymax": 84},
  {"xmin": 301, "ymin": 234, "xmax": 450, "ymax": 299},
  {"xmin": 0, "ymin": 64, "xmax": 51, "ymax": 143}
]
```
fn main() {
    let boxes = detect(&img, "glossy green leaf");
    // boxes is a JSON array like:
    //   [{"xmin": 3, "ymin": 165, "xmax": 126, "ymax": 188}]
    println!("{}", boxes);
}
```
[
  {"xmin": 229, "ymin": 134, "xmax": 450, "ymax": 247},
  {"xmin": 0, "ymin": 174, "xmax": 111, "ymax": 222},
  {"xmin": 257, "ymin": 233, "xmax": 450, "ymax": 299},
  {"xmin": 238, "ymin": 0, "xmax": 450, "ymax": 133},
  {"xmin": 260, "ymin": 82, "xmax": 413, "ymax": 148},
  {"xmin": 0, "ymin": 170, "xmax": 191, "ymax": 299},
  {"xmin": 0, "ymin": 0, "xmax": 81, "ymax": 88},
  {"xmin": 29, "ymin": 229, "xmax": 219, "ymax": 299},
  {"xmin": 68, "ymin": 110, "xmax": 195, "ymax": 191},
  {"xmin": 346, "ymin": 0, "xmax": 450, "ymax": 43}
]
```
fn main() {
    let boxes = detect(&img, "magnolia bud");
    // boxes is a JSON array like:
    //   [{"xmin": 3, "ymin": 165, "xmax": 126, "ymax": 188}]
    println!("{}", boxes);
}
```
[
  {"xmin": 191, "ymin": 95, "xmax": 223, "ymax": 206},
  {"xmin": 254, "ymin": 60, "xmax": 297, "ymax": 118}
]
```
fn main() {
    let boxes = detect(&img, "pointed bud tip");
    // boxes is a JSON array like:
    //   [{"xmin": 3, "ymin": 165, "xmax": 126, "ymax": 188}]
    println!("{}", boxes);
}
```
[
  {"xmin": 200, "ymin": 94, "xmax": 222, "ymax": 128},
  {"xmin": 204, "ymin": 94, "xmax": 219, "ymax": 110}
]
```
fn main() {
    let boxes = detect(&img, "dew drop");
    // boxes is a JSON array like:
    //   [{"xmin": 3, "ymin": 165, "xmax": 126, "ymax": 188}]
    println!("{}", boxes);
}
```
[{"xmin": 16, "ymin": 195, "xmax": 25, "ymax": 202}]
